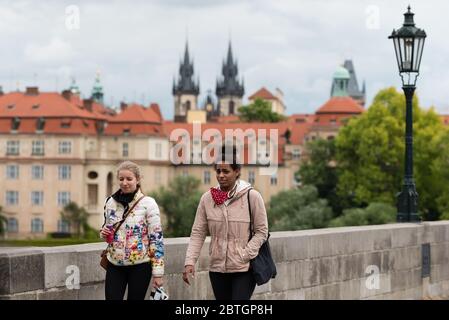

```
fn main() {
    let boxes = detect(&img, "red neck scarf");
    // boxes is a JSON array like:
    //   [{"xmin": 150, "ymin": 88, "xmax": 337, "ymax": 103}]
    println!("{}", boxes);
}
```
[
  {"xmin": 210, "ymin": 187, "xmax": 229, "ymax": 205},
  {"xmin": 210, "ymin": 182, "xmax": 238, "ymax": 205}
]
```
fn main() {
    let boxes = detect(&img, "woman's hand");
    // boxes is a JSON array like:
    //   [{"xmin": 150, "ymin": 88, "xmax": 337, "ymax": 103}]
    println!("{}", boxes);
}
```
[
  {"xmin": 182, "ymin": 265, "xmax": 195, "ymax": 285},
  {"xmin": 152, "ymin": 276, "xmax": 163, "ymax": 288},
  {"xmin": 100, "ymin": 226, "xmax": 112, "ymax": 242}
]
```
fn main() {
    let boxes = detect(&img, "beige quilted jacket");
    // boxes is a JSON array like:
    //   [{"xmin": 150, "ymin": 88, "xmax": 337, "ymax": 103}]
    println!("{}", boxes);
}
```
[{"xmin": 185, "ymin": 180, "xmax": 268, "ymax": 273}]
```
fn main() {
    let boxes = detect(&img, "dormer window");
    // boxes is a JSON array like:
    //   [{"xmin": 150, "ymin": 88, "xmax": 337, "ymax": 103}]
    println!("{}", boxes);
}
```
[
  {"xmin": 61, "ymin": 119, "xmax": 71, "ymax": 128},
  {"xmin": 7, "ymin": 104, "xmax": 14, "ymax": 109},
  {"xmin": 11, "ymin": 117, "xmax": 20, "ymax": 131},
  {"xmin": 36, "ymin": 117, "xmax": 45, "ymax": 132},
  {"xmin": 123, "ymin": 128, "xmax": 130, "ymax": 135},
  {"xmin": 32, "ymin": 104, "xmax": 40, "ymax": 109}
]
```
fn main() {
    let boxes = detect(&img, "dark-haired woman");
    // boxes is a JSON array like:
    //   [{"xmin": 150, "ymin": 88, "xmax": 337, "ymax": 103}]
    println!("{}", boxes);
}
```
[{"xmin": 182, "ymin": 146, "xmax": 268, "ymax": 300}]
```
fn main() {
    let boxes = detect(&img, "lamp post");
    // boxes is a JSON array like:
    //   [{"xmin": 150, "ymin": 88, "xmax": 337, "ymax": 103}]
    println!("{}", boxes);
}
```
[{"xmin": 389, "ymin": 6, "xmax": 426, "ymax": 222}]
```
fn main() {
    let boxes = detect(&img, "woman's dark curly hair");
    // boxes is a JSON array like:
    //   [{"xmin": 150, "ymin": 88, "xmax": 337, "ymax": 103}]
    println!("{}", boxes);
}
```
[{"xmin": 214, "ymin": 145, "xmax": 241, "ymax": 178}]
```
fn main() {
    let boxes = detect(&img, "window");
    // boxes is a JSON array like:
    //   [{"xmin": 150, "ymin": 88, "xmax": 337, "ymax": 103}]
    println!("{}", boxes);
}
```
[
  {"xmin": 204, "ymin": 171, "xmax": 211, "ymax": 184},
  {"xmin": 57, "ymin": 220, "xmax": 70, "ymax": 233},
  {"xmin": 31, "ymin": 218, "xmax": 43, "ymax": 233},
  {"xmin": 58, "ymin": 165, "xmax": 71, "ymax": 180},
  {"xmin": 270, "ymin": 173, "xmax": 278, "ymax": 186},
  {"xmin": 6, "ymin": 141, "xmax": 20, "ymax": 155},
  {"xmin": 122, "ymin": 143, "xmax": 129, "ymax": 157},
  {"xmin": 31, "ymin": 191, "xmax": 44, "ymax": 206},
  {"xmin": 58, "ymin": 141, "xmax": 72, "ymax": 154},
  {"xmin": 58, "ymin": 192, "xmax": 71, "ymax": 207},
  {"xmin": 154, "ymin": 170, "xmax": 161, "ymax": 184},
  {"xmin": 11, "ymin": 117, "xmax": 20, "ymax": 131},
  {"xmin": 292, "ymin": 149, "xmax": 301, "ymax": 160},
  {"xmin": 248, "ymin": 171, "xmax": 255, "ymax": 184},
  {"xmin": 6, "ymin": 165, "xmax": 19, "ymax": 179},
  {"xmin": 31, "ymin": 165, "xmax": 44, "ymax": 180},
  {"xmin": 32, "ymin": 140, "xmax": 45, "ymax": 155},
  {"xmin": 88, "ymin": 171, "xmax": 98, "ymax": 179},
  {"xmin": 88, "ymin": 184, "xmax": 98, "ymax": 206},
  {"xmin": 155, "ymin": 143, "xmax": 162, "ymax": 158},
  {"xmin": 7, "ymin": 218, "xmax": 18, "ymax": 233},
  {"xmin": 6, "ymin": 191, "xmax": 19, "ymax": 206},
  {"xmin": 36, "ymin": 117, "xmax": 45, "ymax": 132},
  {"xmin": 330, "ymin": 119, "xmax": 337, "ymax": 125}
]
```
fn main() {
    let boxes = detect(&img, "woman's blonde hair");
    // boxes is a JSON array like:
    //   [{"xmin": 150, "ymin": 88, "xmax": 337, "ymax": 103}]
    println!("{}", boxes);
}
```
[{"xmin": 116, "ymin": 161, "xmax": 142, "ymax": 186}]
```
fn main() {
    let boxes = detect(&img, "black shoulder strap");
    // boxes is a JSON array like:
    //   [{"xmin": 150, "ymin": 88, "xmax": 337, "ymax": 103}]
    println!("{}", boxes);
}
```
[
  {"xmin": 247, "ymin": 188, "xmax": 254, "ymax": 240},
  {"xmin": 112, "ymin": 195, "xmax": 145, "ymax": 235}
]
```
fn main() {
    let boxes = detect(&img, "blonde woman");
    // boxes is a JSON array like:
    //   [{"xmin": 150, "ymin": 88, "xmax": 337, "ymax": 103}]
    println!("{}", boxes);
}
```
[{"xmin": 100, "ymin": 161, "xmax": 165, "ymax": 300}]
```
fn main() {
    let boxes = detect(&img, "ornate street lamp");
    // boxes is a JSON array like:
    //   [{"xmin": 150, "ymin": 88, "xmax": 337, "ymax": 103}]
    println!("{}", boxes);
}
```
[{"xmin": 389, "ymin": 6, "xmax": 426, "ymax": 222}]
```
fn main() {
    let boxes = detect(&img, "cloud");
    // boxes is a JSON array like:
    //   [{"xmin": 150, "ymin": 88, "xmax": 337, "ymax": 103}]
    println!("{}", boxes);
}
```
[
  {"xmin": 24, "ymin": 37, "xmax": 76, "ymax": 63},
  {"xmin": 1, "ymin": 0, "xmax": 448, "ymax": 119}
]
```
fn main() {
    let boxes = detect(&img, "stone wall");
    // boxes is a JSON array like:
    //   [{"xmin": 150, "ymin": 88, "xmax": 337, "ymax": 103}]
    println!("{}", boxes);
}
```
[{"xmin": 1, "ymin": 221, "xmax": 449, "ymax": 300}]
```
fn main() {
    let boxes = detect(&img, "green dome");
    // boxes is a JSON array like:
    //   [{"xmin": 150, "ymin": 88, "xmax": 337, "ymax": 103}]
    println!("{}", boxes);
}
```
[{"xmin": 333, "ymin": 66, "xmax": 350, "ymax": 79}]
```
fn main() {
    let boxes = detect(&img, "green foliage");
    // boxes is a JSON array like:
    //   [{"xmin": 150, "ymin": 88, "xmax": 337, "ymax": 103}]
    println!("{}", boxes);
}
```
[
  {"xmin": 432, "ymin": 130, "xmax": 449, "ymax": 220},
  {"xmin": 296, "ymin": 139, "xmax": 341, "ymax": 213},
  {"xmin": 268, "ymin": 185, "xmax": 333, "ymax": 231},
  {"xmin": 238, "ymin": 98, "xmax": 286, "ymax": 123},
  {"xmin": 329, "ymin": 202, "xmax": 396, "ymax": 227},
  {"xmin": 0, "ymin": 238, "xmax": 101, "ymax": 247},
  {"xmin": 150, "ymin": 175, "xmax": 203, "ymax": 237},
  {"xmin": 0, "ymin": 206, "xmax": 7, "ymax": 237},
  {"xmin": 60, "ymin": 202, "xmax": 90, "ymax": 238},
  {"xmin": 335, "ymin": 87, "xmax": 449, "ymax": 220}
]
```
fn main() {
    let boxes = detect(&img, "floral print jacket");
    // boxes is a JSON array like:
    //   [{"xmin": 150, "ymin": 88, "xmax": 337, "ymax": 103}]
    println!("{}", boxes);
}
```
[{"xmin": 103, "ymin": 189, "xmax": 165, "ymax": 276}]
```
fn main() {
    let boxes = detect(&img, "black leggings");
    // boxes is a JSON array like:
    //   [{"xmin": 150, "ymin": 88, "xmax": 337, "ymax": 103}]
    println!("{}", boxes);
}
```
[
  {"xmin": 209, "ymin": 271, "xmax": 256, "ymax": 300},
  {"xmin": 105, "ymin": 261, "xmax": 152, "ymax": 300}
]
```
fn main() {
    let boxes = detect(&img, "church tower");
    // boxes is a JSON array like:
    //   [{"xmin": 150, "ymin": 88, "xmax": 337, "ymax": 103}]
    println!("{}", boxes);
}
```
[
  {"xmin": 173, "ymin": 41, "xmax": 200, "ymax": 122},
  {"xmin": 91, "ymin": 71, "xmax": 104, "ymax": 104},
  {"xmin": 216, "ymin": 41, "xmax": 244, "ymax": 116}
]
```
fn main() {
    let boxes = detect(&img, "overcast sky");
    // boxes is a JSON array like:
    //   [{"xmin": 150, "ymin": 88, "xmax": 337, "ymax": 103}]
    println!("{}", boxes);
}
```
[{"xmin": 1, "ymin": 0, "xmax": 448, "ymax": 119}]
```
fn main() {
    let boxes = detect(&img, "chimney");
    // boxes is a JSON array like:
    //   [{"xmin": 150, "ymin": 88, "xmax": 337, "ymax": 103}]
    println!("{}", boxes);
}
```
[
  {"xmin": 0, "ymin": 86, "xmax": 3, "ymax": 96},
  {"xmin": 61, "ymin": 89, "xmax": 72, "ymax": 101},
  {"xmin": 120, "ymin": 102, "xmax": 128, "ymax": 112},
  {"xmin": 83, "ymin": 99, "xmax": 93, "ymax": 113},
  {"xmin": 25, "ymin": 86, "xmax": 39, "ymax": 95}
]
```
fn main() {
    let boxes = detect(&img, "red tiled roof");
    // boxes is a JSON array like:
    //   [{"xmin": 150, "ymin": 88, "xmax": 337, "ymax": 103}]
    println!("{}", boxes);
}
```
[
  {"xmin": 288, "ymin": 114, "xmax": 316, "ymax": 124},
  {"xmin": 214, "ymin": 115, "xmax": 241, "ymax": 123},
  {"xmin": 0, "ymin": 92, "xmax": 103, "ymax": 119},
  {"xmin": 103, "ymin": 104, "xmax": 164, "ymax": 136},
  {"xmin": 248, "ymin": 87, "xmax": 277, "ymax": 100},
  {"xmin": 0, "ymin": 91, "xmax": 107, "ymax": 135},
  {"xmin": 316, "ymin": 96, "xmax": 364, "ymax": 114},
  {"xmin": 149, "ymin": 103, "xmax": 163, "ymax": 122},
  {"xmin": 441, "ymin": 115, "xmax": 449, "ymax": 125},
  {"xmin": 111, "ymin": 104, "xmax": 161, "ymax": 124}
]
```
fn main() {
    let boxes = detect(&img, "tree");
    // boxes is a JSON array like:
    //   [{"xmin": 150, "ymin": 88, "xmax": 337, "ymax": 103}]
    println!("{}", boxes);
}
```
[
  {"xmin": 0, "ymin": 206, "xmax": 7, "ymax": 238},
  {"xmin": 268, "ymin": 185, "xmax": 333, "ymax": 231},
  {"xmin": 150, "ymin": 175, "xmax": 203, "ymax": 237},
  {"xmin": 238, "ymin": 98, "xmax": 286, "ymax": 123},
  {"xmin": 335, "ymin": 87, "xmax": 449, "ymax": 220},
  {"xmin": 296, "ymin": 138, "xmax": 342, "ymax": 213},
  {"xmin": 432, "ymin": 130, "xmax": 449, "ymax": 220},
  {"xmin": 60, "ymin": 202, "xmax": 89, "ymax": 238},
  {"xmin": 329, "ymin": 202, "xmax": 396, "ymax": 227}
]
